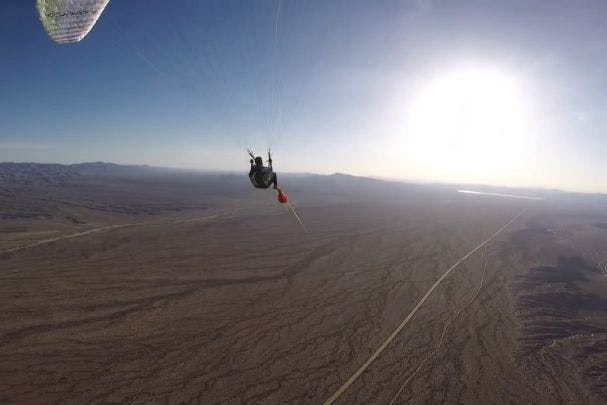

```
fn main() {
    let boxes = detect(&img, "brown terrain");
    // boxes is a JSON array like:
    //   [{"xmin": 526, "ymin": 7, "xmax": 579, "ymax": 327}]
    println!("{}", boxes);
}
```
[{"xmin": 1, "ymin": 162, "xmax": 606, "ymax": 404}]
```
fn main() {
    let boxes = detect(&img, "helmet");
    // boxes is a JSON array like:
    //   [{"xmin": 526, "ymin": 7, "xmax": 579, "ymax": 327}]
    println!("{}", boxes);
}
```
[{"xmin": 254, "ymin": 156, "xmax": 263, "ymax": 165}]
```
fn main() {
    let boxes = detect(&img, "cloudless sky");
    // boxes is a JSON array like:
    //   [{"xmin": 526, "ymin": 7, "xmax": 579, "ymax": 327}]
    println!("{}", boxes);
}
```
[{"xmin": 1, "ymin": 0, "xmax": 607, "ymax": 193}]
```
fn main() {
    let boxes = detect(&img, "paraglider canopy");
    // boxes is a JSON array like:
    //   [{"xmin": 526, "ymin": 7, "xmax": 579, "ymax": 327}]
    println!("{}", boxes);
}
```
[{"xmin": 37, "ymin": 0, "xmax": 110, "ymax": 44}]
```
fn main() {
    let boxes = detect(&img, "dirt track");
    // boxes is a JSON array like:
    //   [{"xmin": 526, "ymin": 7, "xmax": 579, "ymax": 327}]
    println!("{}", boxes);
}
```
[
  {"xmin": 387, "ymin": 247, "xmax": 489, "ymax": 405},
  {"xmin": 324, "ymin": 210, "xmax": 525, "ymax": 404},
  {"xmin": 0, "ymin": 213, "xmax": 227, "ymax": 255}
]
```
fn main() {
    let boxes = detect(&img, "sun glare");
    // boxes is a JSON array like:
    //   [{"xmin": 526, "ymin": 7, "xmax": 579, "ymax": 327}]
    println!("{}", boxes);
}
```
[{"xmin": 404, "ymin": 67, "xmax": 534, "ymax": 182}]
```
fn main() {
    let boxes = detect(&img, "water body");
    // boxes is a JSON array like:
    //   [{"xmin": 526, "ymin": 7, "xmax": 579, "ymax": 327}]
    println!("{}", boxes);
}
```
[{"xmin": 458, "ymin": 189, "xmax": 543, "ymax": 200}]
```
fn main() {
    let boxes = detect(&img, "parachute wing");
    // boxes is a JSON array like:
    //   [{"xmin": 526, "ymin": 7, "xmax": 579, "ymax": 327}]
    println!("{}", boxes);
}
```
[{"xmin": 37, "ymin": 0, "xmax": 110, "ymax": 44}]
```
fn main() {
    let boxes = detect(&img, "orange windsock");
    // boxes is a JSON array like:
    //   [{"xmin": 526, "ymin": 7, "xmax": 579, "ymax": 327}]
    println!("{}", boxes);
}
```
[{"xmin": 277, "ymin": 188, "xmax": 288, "ymax": 204}]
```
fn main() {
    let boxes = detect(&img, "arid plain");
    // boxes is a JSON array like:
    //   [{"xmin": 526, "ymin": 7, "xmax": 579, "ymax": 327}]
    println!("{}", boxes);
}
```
[{"xmin": 1, "ymin": 163, "xmax": 606, "ymax": 404}]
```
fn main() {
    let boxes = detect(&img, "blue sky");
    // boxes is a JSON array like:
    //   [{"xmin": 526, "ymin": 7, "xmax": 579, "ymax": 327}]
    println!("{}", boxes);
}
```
[{"xmin": 1, "ymin": 0, "xmax": 607, "ymax": 193}]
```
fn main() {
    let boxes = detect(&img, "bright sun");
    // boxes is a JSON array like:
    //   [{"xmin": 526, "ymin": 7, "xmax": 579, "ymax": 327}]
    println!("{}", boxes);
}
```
[{"xmin": 404, "ymin": 67, "xmax": 533, "ymax": 182}]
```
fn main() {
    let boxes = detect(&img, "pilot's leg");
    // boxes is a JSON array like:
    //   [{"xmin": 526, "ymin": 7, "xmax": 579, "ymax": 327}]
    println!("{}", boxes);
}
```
[{"xmin": 271, "ymin": 173, "xmax": 278, "ymax": 189}]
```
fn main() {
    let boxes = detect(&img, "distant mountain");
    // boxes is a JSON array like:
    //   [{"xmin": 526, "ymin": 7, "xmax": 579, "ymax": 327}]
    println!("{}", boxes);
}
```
[
  {"xmin": 0, "ymin": 162, "xmax": 163, "ymax": 182},
  {"xmin": 0, "ymin": 162, "xmax": 445, "ymax": 220},
  {"xmin": 0, "ymin": 162, "xmax": 249, "ymax": 220},
  {"xmin": 1, "ymin": 162, "xmax": 605, "ymax": 208}
]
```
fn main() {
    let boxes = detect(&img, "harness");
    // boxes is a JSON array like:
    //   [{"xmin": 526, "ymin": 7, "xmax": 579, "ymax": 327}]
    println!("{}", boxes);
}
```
[{"xmin": 249, "ymin": 167, "xmax": 272, "ymax": 188}]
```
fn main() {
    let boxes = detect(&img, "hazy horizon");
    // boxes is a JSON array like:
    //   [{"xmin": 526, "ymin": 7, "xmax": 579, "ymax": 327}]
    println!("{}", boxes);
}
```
[
  {"xmin": 3, "ymin": 1, "xmax": 607, "ymax": 193},
  {"xmin": 4, "ymin": 159, "xmax": 604, "ymax": 198}
]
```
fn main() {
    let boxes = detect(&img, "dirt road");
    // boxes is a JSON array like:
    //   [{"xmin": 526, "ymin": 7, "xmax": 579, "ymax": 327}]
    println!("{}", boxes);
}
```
[{"xmin": 324, "ymin": 210, "xmax": 525, "ymax": 405}]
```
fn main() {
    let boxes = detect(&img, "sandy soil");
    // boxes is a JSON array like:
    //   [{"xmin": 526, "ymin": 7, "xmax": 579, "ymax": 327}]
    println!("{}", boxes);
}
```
[{"xmin": 1, "ymin": 165, "xmax": 606, "ymax": 404}]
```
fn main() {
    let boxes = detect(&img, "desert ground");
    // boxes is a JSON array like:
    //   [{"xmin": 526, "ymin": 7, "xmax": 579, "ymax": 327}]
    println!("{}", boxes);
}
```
[{"xmin": 1, "ymin": 163, "xmax": 606, "ymax": 404}]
